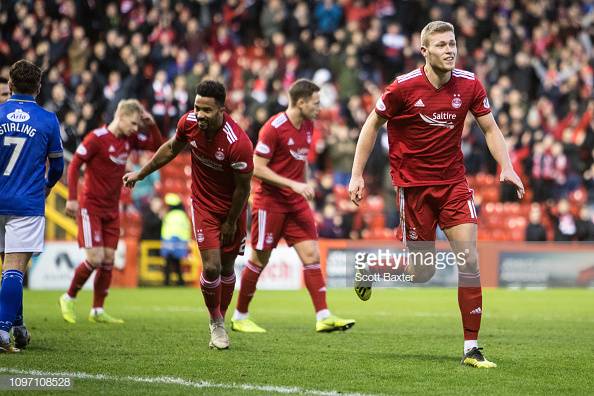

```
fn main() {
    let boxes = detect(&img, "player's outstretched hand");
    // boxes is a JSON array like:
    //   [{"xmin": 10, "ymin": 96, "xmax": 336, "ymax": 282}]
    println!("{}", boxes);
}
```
[
  {"xmin": 291, "ymin": 182, "xmax": 315, "ymax": 201},
  {"xmin": 123, "ymin": 171, "xmax": 143, "ymax": 189},
  {"xmin": 348, "ymin": 175, "xmax": 365, "ymax": 206},
  {"xmin": 500, "ymin": 167, "xmax": 525, "ymax": 199},
  {"xmin": 65, "ymin": 200, "xmax": 79, "ymax": 218},
  {"xmin": 220, "ymin": 220, "xmax": 237, "ymax": 246}
]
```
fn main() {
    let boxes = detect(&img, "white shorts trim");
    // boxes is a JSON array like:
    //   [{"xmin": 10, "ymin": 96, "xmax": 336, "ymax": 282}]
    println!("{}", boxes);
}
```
[
  {"xmin": 0, "ymin": 215, "xmax": 45, "ymax": 254},
  {"xmin": 80, "ymin": 208, "xmax": 92, "ymax": 248},
  {"xmin": 256, "ymin": 209, "xmax": 266, "ymax": 250}
]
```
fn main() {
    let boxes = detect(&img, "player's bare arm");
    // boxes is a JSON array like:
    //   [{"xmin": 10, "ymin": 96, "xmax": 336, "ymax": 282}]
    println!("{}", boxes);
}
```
[
  {"xmin": 254, "ymin": 154, "xmax": 314, "ymax": 200},
  {"xmin": 476, "ymin": 113, "xmax": 525, "ymax": 199},
  {"xmin": 349, "ymin": 111, "xmax": 387, "ymax": 205},
  {"xmin": 65, "ymin": 152, "xmax": 85, "ymax": 218},
  {"xmin": 221, "ymin": 171, "xmax": 252, "ymax": 245},
  {"xmin": 123, "ymin": 137, "xmax": 186, "ymax": 188}
]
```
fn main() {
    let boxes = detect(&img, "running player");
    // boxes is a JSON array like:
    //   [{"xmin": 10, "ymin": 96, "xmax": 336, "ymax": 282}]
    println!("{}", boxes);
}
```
[{"xmin": 349, "ymin": 21, "xmax": 524, "ymax": 368}]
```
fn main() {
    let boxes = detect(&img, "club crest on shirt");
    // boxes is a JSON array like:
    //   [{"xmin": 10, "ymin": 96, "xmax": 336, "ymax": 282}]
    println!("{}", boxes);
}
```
[
  {"xmin": 197, "ymin": 229, "xmax": 205, "ymax": 243},
  {"xmin": 306, "ymin": 131, "xmax": 312, "ymax": 144},
  {"xmin": 215, "ymin": 147, "xmax": 225, "ymax": 161},
  {"xmin": 451, "ymin": 94, "xmax": 462, "ymax": 109},
  {"xmin": 265, "ymin": 232, "xmax": 274, "ymax": 244},
  {"xmin": 408, "ymin": 228, "xmax": 418, "ymax": 240}
]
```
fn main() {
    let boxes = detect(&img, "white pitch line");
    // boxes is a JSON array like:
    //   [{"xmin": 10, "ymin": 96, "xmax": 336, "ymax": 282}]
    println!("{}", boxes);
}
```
[{"xmin": 0, "ymin": 368, "xmax": 378, "ymax": 396}]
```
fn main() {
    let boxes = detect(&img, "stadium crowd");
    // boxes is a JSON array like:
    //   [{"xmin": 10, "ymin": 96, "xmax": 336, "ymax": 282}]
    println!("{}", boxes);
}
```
[{"xmin": 2, "ymin": 0, "xmax": 594, "ymax": 241}]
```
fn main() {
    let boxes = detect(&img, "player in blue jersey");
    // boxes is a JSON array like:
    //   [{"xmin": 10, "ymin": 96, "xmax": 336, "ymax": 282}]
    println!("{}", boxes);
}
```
[{"xmin": 0, "ymin": 60, "xmax": 64, "ymax": 352}]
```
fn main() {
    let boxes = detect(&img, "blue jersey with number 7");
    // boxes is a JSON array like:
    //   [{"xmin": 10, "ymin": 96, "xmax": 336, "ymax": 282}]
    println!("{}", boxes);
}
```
[{"xmin": 0, "ymin": 94, "xmax": 63, "ymax": 216}]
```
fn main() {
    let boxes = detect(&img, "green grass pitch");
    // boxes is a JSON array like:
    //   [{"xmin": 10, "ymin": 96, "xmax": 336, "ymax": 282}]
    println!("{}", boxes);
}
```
[{"xmin": 3, "ymin": 288, "xmax": 593, "ymax": 395}]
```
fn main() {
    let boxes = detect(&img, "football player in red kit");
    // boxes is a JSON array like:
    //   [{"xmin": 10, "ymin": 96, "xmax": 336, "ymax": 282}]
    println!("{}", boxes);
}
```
[
  {"xmin": 60, "ymin": 99, "xmax": 163, "ymax": 324},
  {"xmin": 123, "ymin": 81, "xmax": 253, "ymax": 349},
  {"xmin": 349, "ymin": 21, "xmax": 524, "ymax": 368},
  {"xmin": 231, "ymin": 79, "xmax": 355, "ymax": 333}
]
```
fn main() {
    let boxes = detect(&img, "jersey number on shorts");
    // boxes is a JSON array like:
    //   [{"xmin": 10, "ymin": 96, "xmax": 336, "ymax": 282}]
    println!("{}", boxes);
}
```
[{"xmin": 2, "ymin": 136, "xmax": 26, "ymax": 176}]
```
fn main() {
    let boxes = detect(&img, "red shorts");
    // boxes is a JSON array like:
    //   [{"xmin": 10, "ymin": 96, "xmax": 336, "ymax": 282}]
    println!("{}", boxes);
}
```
[
  {"xmin": 190, "ymin": 200, "xmax": 247, "ymax": 255},
  {"xmin": 77, "ymin": 208, "xmax": 120, "ymax": 249},
  {"xmin": 399, "ymin": 180, "xmax": 477, "ymax": 242},
  {"xmin": 251, "ymin": 207, "xmax": 318, "ymax": 250}
]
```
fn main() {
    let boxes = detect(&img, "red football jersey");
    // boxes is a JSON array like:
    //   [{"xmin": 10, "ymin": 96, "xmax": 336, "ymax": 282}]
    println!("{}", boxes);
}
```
[
  {"xmin": 252, "ymin": 112, "xmax": 313, "ymax": 213},
  {"xmin": 68, "ymin": 124, "xmax": 163, "ymax": 213},
  {"xmin": 175, "ymin": 112, "xmax": 254, "ymax": 215},
  {"xmin": 375, "ymin": 67, "xmax": 491, "ymax": 187}
]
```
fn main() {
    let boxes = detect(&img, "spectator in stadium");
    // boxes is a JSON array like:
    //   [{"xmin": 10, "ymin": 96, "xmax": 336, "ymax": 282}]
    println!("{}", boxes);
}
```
[
  {"xmin": 575, "ymin": 207, "xmax": 594, "ymax": 241},
  {"xmin": 141, "ymin": 196, "xmax": 164, "ymax": 243},
  {"xmin": 552, "ymin": 199, "xmax": 577, "ymax": 242},
  {"xmin": 525, "ymin": 204, "xmax": 548, "ymax": 241},
  {"xmin": 140, "ymin": 195, "xmax": 164, "ymax": 258},
  {"xmin": 0, "ymin": 77, "xmax": 10, "ymax": 103},
  {"xmin": 131, "ymin": 151, "xmax": 161, "ymax": 210},
  {"xmin": 325, "ymin": 124, "xmax": 356, "ymax": 186}
]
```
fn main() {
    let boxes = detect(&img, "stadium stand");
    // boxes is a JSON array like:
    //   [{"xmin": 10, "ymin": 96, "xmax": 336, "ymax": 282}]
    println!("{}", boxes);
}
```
[{"xmin": 1, "ymin": 0, "xmax": 593, "ymax": 242}]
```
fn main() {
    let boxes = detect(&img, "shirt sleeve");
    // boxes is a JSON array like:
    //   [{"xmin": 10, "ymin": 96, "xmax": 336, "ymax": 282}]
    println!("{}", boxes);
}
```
[
  {"xmin": 254, "ymin": 122, "xmax": 277, "ymax": 159},
  {"xmin": 73, "ymin": 132, "xmax": 99, "ymax": 163},
  {"xmin": 47, "ymin": 114, "xmax": 63, "ymax": 158},
  {"xmin": 174, "ymin": 114, "xmax": 190, "ymax": 142},
  {"xmin": 229, "ymin": 136, "xmax": 254, "ymax": 174},
  {"xmin": 470, "ymin": 79, "xmax": 492, "ymax": 118},
  {"xmin": 374, "ymin": 81, "xmax": 403, "ymax": 120},
  {"xmin": 67, "ymin": 133, "xmax": 99, "ymax": 200}
]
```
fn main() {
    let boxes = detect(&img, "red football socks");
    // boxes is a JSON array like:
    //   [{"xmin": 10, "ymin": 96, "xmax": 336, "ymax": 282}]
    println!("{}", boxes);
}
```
[
  {"xmin": 219, "ymin": 272, "xmax": 236, "ymax": 318},
  {"xmin": 200, "ymin": 272, "xmax": 222, "ymax": 320},
  {"xmin": 458, "ymin": 271, "xmax": 482, "ymax": 340},
  {"xmin": 67, "ymin": 260, "xmax": 95, "ymax": 298},
  {"xmin": 303, "ymin": 263, "xmax": 328, "ymax": 313},
  {"xmin": 93, "ymin": 262, "xmax": 113, "ymax": 308},
  {"xmin": 235, "ymin": 261, "xmax": 263, "ymax": 314}
]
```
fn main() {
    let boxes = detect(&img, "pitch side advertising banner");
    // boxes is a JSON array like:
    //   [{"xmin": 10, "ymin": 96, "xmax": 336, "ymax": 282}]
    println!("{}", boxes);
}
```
[
  {"xmin": 29, "ymin": 241, "xmax": 126, "ymax": 290},
  {"xmin": 234, "ymin": 246, "xmax": 302, "ymax": 290},
  {"xmin": 499, "ymin": 251, "xmax": 594, "ymax": 287}
]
